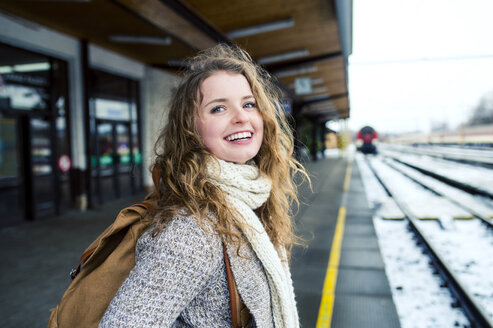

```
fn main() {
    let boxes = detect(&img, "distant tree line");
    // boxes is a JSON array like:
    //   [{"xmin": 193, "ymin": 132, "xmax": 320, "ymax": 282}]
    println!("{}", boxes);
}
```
[{"xmin": 467, "ymin": 89, "xmax": 493, "ymax": 126}]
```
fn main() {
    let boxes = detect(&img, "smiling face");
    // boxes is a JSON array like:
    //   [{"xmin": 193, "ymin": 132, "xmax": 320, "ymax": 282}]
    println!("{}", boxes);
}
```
[{"xmin": 195, "ymin": 70, "xmax": 264, "ymax": 164}]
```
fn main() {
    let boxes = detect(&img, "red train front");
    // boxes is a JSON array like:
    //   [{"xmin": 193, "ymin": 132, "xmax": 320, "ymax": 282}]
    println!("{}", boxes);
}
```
[{"xmin": 356, "ymin": 126, "xmax": 378, "ymax": 154}]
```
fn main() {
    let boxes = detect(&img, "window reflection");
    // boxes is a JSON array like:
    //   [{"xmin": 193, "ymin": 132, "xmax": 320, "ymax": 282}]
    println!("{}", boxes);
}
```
[
  {"xmin": 31, "ymin": 119, "xmax": 52, "ymax": 175},
  {"xmin": 97, "ymin": 123, "xmax": 113, "ymax": 169},
  {"xmin": 0, "ymin": 84, "xmax": 48, "ymax": 110},
  {"xmin": 94, "ymin": 98, "xmax": 130, "ymax": 121},
  {"xmin": 0, "ymin": 117, "xmax": 19, "ymax": 179}
]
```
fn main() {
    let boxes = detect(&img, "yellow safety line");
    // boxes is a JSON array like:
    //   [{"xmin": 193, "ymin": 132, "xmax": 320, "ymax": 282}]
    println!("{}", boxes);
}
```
[{"xmin": 316, "ymin": 162, "xmax": 352, "ymax": 327}]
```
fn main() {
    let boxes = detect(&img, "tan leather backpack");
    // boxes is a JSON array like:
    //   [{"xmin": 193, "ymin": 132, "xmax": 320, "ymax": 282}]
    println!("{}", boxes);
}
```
[
  {"xmin": 47, "ymin": 193, "xmax": 245, "ymax": 328},
  {"xmin": 47, "ymin": 193, "xmax": 158, "ymax": 328}
]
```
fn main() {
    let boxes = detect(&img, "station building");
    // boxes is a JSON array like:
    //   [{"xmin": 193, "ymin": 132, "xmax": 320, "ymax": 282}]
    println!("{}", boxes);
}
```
[
  {"xmin": 0, "ymin": 12, "xmax": 180, "ymax": 226},
  {"xmin": 0, "ymin": 1, "xmax": 351, "ymax": 227}
]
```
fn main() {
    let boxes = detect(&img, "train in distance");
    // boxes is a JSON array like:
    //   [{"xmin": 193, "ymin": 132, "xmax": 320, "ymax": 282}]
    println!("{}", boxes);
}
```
[{"xmin": 356, "ymin": 126, "xmax": 378, "ymax": 154}]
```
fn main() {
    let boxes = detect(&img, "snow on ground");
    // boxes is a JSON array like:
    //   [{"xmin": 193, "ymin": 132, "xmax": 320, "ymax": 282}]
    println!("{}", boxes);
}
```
[
  {"xmin": 416, "ymin": 219, "xmax": 493, "ymax": 321},
  {"xmin": 373, "ymin": 218, "xmax": 470, "ymax": 328},
  {"xmin": 357, "ymin": 154, "xmax": 404, "ymax": 219},
  {"xmin": 379, "ymin": 148, "xmax": 493, "ymax": 196},
  {"xmin": 381, "ymin": 143, "xmax": 493, "ymax": 165},
  {"xmin": 356, "ymin": 154, "xmax": 493, "ymax": 327},
  {"xmin": 356, "ymin": 153, "xmax": 470, "ymax": 327},
  {"xmin": 368, "ymin": 157, "xmax": 470, "ymax": 219},
  {"xmin": 384, "ymin": 158, "xmax": 493, "ymax": 218}
]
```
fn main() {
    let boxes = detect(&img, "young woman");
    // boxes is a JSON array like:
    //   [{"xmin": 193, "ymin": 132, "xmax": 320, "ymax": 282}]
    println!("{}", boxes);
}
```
[{"xmin": 99, "ymin": 44, "xmax": 308, "ymax": 328}]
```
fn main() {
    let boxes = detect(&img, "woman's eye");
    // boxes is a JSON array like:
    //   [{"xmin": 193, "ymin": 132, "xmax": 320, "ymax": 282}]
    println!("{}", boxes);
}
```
[
  {"xmin": 211, "ymin": 106, "xmax": 225, "ymax": 113},
  {"xmin": 244, "ymin": 102, "xmax": 257, "ymax": 109}
]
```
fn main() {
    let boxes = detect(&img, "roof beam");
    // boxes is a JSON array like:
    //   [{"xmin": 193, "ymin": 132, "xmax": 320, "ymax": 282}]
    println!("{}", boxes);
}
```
[
  {"xmin": 302, "ymin": 92, "xmax": 348, "ymax": 105},
  {"xmin": 159, "ymin": 0, "xmax": 230, "ymax": 45},
  {"xmin": 265, "ymin": 51, "xmax": 343, "ymax": 73},
  {"xmin": 115, "ymin": 0, "xmax": 223, "ymax": 50}
]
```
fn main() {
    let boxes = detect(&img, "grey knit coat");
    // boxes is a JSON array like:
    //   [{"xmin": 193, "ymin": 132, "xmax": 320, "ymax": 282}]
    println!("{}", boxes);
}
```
[{"xmin": 98, "ymin": 214, "xmax": 275, "ymax": 327}]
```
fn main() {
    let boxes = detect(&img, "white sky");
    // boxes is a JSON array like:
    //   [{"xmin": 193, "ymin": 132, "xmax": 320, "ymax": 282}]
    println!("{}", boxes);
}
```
[{"xmin": 347, "ymin": 0, "xmax": 493, "ymax": 135}]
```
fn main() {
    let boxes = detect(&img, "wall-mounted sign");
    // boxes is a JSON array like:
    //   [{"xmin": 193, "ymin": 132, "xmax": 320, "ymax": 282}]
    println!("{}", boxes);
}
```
[
  {"xmin": 294, "ymin": 77, "xmax": 312, "ymax": 95},
  {"xmin": 94, "ymin": 98, "xmax": 130, "ymax": 121},
  {"xmin": 57, "ymin": 154, "xmax": 72, "ymax": 173}
]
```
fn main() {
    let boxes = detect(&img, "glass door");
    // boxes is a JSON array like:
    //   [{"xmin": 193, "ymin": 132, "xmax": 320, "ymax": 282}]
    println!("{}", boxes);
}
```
[
  {"xmin": 0, "ymin": 43, "xmax": 71, "ymax": 225},
  {"xmin": 31, "ymin": 117, "xmax": 56, "ymax": 218},
  {"xmin": 93, "ymin": 121, "xmax": 132, "ymax": 204},
  {"xmin": 0, "ymin": 115, "xmax": 57, "ymax": 224},
  {"xmin": 94, "ymin": 122, "xmax": 115, "ymax": 204},
  {"xmin": 116, "ymin": 123, "xmax": 132, "ymax": 198},
  {"xmin": 0, "ymin": 115, "xmax": 24, "ymax": 225}
]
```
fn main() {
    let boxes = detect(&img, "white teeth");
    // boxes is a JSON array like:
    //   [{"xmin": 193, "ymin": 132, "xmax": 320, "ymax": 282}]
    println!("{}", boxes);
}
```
[{"xmin": 226, "ymin": 132, "xmax": 252, "ymax": 141}]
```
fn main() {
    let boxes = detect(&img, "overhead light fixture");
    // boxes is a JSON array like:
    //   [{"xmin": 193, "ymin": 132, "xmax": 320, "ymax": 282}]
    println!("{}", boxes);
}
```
[
  {"xmin": 288, "ymin": 77, "xmax": 325, "ymax": 89},
  {"xmin": 0, "ymin": 66, "xmax": 13, "ymax": 74},
  {"xmin": 311, "ymin": 86, "xmax": 328, "ymax": 94},
  {"xmin": 303, "ymin": 93, "xmax": 331, "ymax": 102},
  {"xmin": 109, "ymin": 35, "xmax": 172, "ymax": 45},
  {"xmin": 12, "ymin": 62, "xmax": 50, "ymax": 72},
  {"xmin": 227, "ymin": 18, "xmax": 294, "ymax": 39},
  {"xmin": 257, "ymin": 49, "xmax": 309, "ymax": 65},
  {"xmin": 275, "ymin": 65, "xmax": 317, "ymax": 78}
]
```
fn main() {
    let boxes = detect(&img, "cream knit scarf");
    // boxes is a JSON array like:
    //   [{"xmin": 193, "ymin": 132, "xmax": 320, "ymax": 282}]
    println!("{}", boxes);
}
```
[{"xmin": 207, "ymin": 158, "xmax": 299, "ymax": 328}]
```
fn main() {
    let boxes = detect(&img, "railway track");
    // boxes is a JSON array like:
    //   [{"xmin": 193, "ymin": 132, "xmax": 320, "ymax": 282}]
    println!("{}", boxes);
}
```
[
  {"xmin": 379, "ymin": 146, "xmax": 493, "ymax": 198},
  {"xmin": 363, "ymin": 155, "xmax": 493, "ymax": 328},
  {"xmin": 381, "ymin": 158, "xmax": 493, "ymax": 229}
]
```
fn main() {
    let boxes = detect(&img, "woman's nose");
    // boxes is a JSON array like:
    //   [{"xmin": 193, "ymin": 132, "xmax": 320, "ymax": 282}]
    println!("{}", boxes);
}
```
[{"xmin": 231, "ymin": 106, "xmax": 248, "ymax": 123}]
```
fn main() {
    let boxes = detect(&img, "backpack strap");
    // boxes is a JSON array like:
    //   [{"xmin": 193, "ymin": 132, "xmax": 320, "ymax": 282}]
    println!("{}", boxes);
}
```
[
  {"xmin": 223, "ymin": 242, "xmax": 239, "ymax": 328},
  {"xmin": 69, "ymin": 246, "xmax": 96, "ymax": 279},
  {"xmin": 152, "ymin": 165, "xmax": 162, "ymax": 200}
]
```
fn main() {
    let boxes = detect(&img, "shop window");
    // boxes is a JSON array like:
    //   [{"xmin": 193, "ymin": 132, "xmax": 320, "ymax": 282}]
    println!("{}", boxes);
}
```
[
  {"xmin": 0, "ymin": 43, "xmax": 71, "ymax": 225},
  {"xmin": 89, "ymin": 69, "xmax": 142, "ymax": 205}
]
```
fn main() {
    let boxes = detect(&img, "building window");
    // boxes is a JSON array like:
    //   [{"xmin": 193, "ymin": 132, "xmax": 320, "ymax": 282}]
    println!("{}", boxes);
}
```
[
  {"xmin": 89, "ymin": 69, "xmax": 142, "ymax": 205},
  {"xmin": 0, "ymin": 43, "xmax": 71, "ymax": 225}
]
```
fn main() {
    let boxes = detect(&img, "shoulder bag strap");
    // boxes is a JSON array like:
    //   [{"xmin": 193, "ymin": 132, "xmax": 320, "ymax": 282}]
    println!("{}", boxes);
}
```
[{"xmin": 223, "ymin": 242, "xmax": 239, "ymax": 328}]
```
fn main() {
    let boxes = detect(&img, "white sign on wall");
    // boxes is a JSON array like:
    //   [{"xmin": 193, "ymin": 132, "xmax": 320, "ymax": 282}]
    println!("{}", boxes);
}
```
[
  {"xmin": 294, "ymin": 77, "xmax": 312, "ymax": 95},
  {"xmin": 95, "ymin": 98, "xmax": 130, "ymax": 121}
]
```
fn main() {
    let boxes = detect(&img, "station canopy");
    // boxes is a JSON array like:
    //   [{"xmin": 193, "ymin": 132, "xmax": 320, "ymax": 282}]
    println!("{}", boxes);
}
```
[{"xmin": 0, "ymin": 0, "xmax": 352, "ymax": 121}]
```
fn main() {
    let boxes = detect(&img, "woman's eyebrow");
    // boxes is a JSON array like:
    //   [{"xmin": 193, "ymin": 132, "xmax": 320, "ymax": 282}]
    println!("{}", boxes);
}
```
[
  {"xmin": 202, "ymin": 95, "xmax": 255, "ymax": 107},
  {"xmin": 203, "ymin": 98, "xmax": 227, "ymax": 108}
]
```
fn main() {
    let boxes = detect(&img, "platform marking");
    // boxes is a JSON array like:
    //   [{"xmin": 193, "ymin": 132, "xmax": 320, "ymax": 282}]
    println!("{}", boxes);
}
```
[{"xmin": 316, "ymin": 161, "xmax": 352, "ymax": 328}]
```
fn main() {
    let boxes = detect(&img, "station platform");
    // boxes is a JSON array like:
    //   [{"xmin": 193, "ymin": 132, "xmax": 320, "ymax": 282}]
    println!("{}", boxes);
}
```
[
  {"xmin": 292, "ymin": 155, "xmax": 400, "ymax": 327},
  {"xmin": 0, "ymin": 155, "xmax": 400, "ymax": 327}
]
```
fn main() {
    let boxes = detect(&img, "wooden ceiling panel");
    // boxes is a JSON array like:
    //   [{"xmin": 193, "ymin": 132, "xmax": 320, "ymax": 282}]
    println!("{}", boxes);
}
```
[
  {"xmin": 276, "ymin": 57, "xmax": 345, "ymax": 82},
  {"xmin": 184, "ymin": 0, "xmax": 341, "ymax": 59},
  {"xmin": 116, "ymin": 0, "xmax": 218, "ymax": 50},
  {"xmin": 304, "ymin": 96, "xmax": 349, "ymax": 117},
  {"xmin": 276, "ymin": 57, "xmax": 347, "ymax": 101},
  {"xmin": 183, "ymin": 0, "xmax": 334, "ymax": 30},
  {"xmin": 0, "ymin": 0, "xmax": 350, "ymax": 120},
  {"xmin": 240, "ymin": 24, "xmax": 340, "ymax": 60},
  {"xmin": 0, "ymin": 0, "xmax": 195, "ymax": 65}
]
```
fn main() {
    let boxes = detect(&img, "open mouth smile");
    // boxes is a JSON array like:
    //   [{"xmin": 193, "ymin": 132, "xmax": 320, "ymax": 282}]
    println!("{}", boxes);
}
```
[{"xmin": 225, "ymin": 131, "xmax": 252, "ymax": 141}]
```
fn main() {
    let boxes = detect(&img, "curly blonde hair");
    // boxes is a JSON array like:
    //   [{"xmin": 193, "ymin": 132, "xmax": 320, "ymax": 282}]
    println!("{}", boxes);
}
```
[{"xmin": 152, "ymin": 44, "xmax": 308, "ymax": 254}]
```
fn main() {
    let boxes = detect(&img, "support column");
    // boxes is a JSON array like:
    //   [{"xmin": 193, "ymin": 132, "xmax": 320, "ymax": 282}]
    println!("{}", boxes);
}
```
[{"xmin": 81, "ymin": 39, "xmax": 91, "ymax": 209}]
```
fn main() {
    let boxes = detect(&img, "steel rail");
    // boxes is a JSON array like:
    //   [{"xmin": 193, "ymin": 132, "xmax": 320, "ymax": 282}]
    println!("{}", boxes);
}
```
[
  {"xmin": 383, "ymin": 154, "xmax": 493, "ymax": 201},
  {"xmin": 382, "ymin": 144, "xmax": 493, "ymax": 166},
  {"xmin": 383, "ymin": 159, "xmax": 493, "ymax": 230},
  {"xmin": 366, "ymin": 158, "xmax": 493, "ymax": 328}
]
